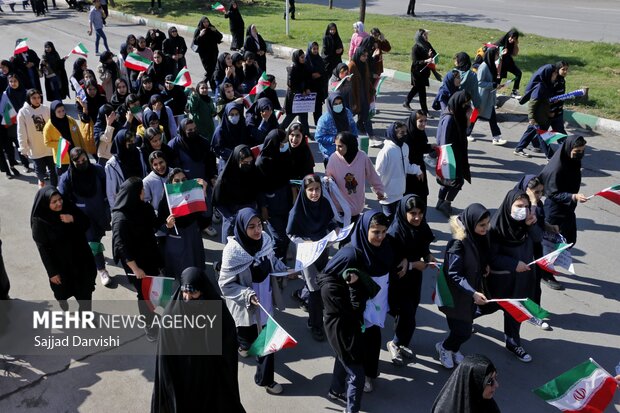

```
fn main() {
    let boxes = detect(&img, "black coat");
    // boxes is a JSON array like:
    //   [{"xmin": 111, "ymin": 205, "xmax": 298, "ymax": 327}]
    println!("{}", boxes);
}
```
[
  {"xmin": 243, "ymin": 33, "xmax": 267, "ymax": 73},
  {"xmin": 225, "ymin": 7, "xmax": 245, "ymax": 51},
  {"xmin": 193, "ymin": 27, "xmax": 223, "ymax": 60}
]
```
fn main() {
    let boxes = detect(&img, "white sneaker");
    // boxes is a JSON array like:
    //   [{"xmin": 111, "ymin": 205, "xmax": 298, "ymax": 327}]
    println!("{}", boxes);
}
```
[
  {"xmin": 528, "ymin": 317, "xmax": 551, "ymax": 331},
  {"xmin": 436, "ymin": 341, "xmax": 454, "ymax": 369},
  {"xmin": 265, "ymin": 381, "xmax": 283, "ymax": 395},
  {"xmin": 204, "ymin": 226, "xmax": 218, "ymax": 237},
  {"xmin": 212, "ymin": 210, "xmax": 222, "ymax": 224},
  {"xmin": 238, "ymin": 347, "xmax": 249, "ymax": 358},
  {"xmin": 466, "ymin": 136, "xmax": 476, "ymax": 142},
  {"xmin": 492, "ymin": 136, "xmax": 507, "ymax": 146},
  {"xmin": 98, "ymin": 269, "xmax": 111, "ymax": 287},
  {"xmin": 363, "ymin": 377, "xmax": 374, "ymax": 393},
  {"xmin": 453, "ymin": 350, "xmax": 465, "ymax": 365},
  {"xmin": 387, "ymin": 340, "xmax": 403, "ymax": 366}
]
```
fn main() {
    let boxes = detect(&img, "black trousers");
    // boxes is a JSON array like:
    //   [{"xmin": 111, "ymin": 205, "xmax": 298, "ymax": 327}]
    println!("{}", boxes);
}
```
[
  {"xmin": 407, "ymin": 0, "xmax": 416, "ymax": 14},
  {"xmin": 499, "ymin": 55, "xmax": 522, "ymax": 91},
  {"xmin": 391, "ymin": 271, "xmax": 422, "ymax": 348},
  {"xmin": 406, "ymin": 82, "xmax": 428, "ymax": 114},
  {"xmin": 0, "ymin": 240, "xmax": 10, "ymax": 300},
  {"xmin": 443, "ymin": 316, "xmax": 473, "ymax": 352},
  {"xmin": 362, "ymin": 325, "xmax": 381, "ymax": 378},
  {"xmin": 237, "ymin": 325, "xmax": 275, "ymax": 386}
]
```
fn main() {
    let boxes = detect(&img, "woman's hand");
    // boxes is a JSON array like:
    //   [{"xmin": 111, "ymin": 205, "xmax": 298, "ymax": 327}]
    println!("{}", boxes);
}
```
[
  {"xmin": 411, "ymin": 261, "xmax": 427, "ymax": 272},
  {"xmin": 376, "ymin": 192, "xmax": 386, "ymax": 201},
  {"xmin": 106, "ymin": 111, "xmax": 117, "ymax": 126},
  {"xmin": 134, "ymin": 268, "xmax": 147, "ymax": 279},
  {"xmin": 573, "ymin": 193, "xmax": 588, "ymax": 203},
  {"xmin": 59, "ymin": 214, "xmax": 74, "ymax": 224},
  {"xmin": 515, "ymin": 261, "xmax": 531, "ymax": 273},
  {"xmin": 396, "ymin": 258, "xmax": 408, "ymax": 278},
  {"xmin": 50, "ymin": 275, "xmax": 62, "ymax": 285},
  {"xmin": 525, "ymin": 211, "xmax": 537, "ymax": 226},
  {"xmin": 225, "ymin": 66, "xmax": 234, "ymax": 78},
  {"xmin": 196, "ymin": 178, "xmax": 208, "ymax": 194},
  {"xmin": 250, "ymin": 294, "xmax": 259, "ymax": 305},
  {"xmin": 473, "ymin": 291, "xmax": 488, "ymax": 305},
  {"xmin": 166, "ymin": 214, "xmax": 176, "ymax": 229}
]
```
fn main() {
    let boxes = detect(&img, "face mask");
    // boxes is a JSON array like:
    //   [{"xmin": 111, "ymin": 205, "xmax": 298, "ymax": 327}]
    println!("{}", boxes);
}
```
[
  {"xmin": 280, "ymin": 143, "xmax": 289, "ymax": 152},
  {"xmin": 126, "ymin": 143, "xmax": 136, "ymax": 150},
  {"xmin": 333, "ymin": 104, "xmax": 344, "ymax": 113},
  {"xmin": 187, "ymin": 131, "xmax": 199, "ymax": 139},
  {"xmin": 75, "ymin": 162, "xmax": 89, "ymax": 171},
  {"xmin": 573, "ymin": 152, "xmax": 584, "ymax": 160},
  {"xmin": 511, "ymin": 207, "xmax": 527, "ymax": 221},
  {"xmin": 239, "ymin": 163, "xmax": 252, "ymax": 172},
  {"xmin": 228, "ymin": 115, "xmax": 240, "ymax": 125}
]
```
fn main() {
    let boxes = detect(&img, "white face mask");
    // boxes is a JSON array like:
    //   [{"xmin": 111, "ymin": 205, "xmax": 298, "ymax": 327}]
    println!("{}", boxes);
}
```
[
  {"xmin": 279, "ymin": 142, "xmax": 289, "ymax": 152},
  {"xmin": 511, "ymin": 207, "xmax": 527, "ymax": 221},
  {"xmin": 228, "ymin": 115, "xmax": 240, "ymax": 125},
  {"xmin": 333, "ymin": 103, "xmax": 344, "ymax": 113}
]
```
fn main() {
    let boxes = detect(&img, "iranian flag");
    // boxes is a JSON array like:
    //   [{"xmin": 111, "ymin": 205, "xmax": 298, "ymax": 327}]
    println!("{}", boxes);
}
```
[
  {"xmin": 211, "ymin": 2, "xmax": 226, "ymax": 12},
  {"xmin": 1, "ymin": 97, "xmax": 17, "ymax": 127},
  {"xmin": 594, "ymin": 184, "xmax": 620, "ymax": 206},
  {"xmin": 470, "ymin": 107, "xmax": 479, "ymax": 124},
  {"xmin": 248, "ymin": 316, "xmax": 298, "ymax": 357},
  {"xmin": 141, "ymin": 275, "xmax": 175, "ymax": 311},
  {"xmin": 495, "ymin": 298, "xmax": 549, "ymax": 323},
  {"xmin": 243, "ymin": 72, "xmax": 270, "ymax": 107},
  {"xmin": 250, "ymin": 144, "xmax": 263, "ymax": 158},
  {"xmin": 427, "ymin": 54, "xmax": 439, "ymax": 71},
  {"xmin": 533, "ymin": 359, "xmax": 617, "ymax": 413},
  {"xmin": 274, "ymin": 109, "xmax": 284, "ymax": 120},
  {"xmin": 530, "ymin": 242, "xmax": 573, "ymax": 275},
  {"xmin": 124, "ymin": 52, "xmax": 152, "ymax": 72},
  {"xmin": 14, "ymin": 38, "xmax": 28, "ymax": 55},
  {"xmin": 542, "ymin": 238, "xmax": 575, "ymax": 274},
  {"xmin": 69, "ymin": 43, "xmax": 89, "ymax": 57},
  {"xmin": 435, "ymin": 144, "xmax": 456, "ymax": 181},
  {"xmin": 130, "ymin": 105, "xmax": 143, "ymax": 123},
  {"xmin": 165, "ymin": 179, "xmax": 207, "ymax": 216},
  {"xmin": 432, "ymin": 265, "xmax": 454, "ymax": 308},
  {"xmin": 56, "ymin": 137, "xmax": 71, "ymax": 168},
  {"xmin": 172, "ymin": 67, "xmax": 192, "ymax": 87},
  {"xmin": 330, "ymin": 73, "xmax": 353, "ymax": 91},
  {"xmin": 538, "ymin": 129, "xmax": 567, "ymax": 145}
]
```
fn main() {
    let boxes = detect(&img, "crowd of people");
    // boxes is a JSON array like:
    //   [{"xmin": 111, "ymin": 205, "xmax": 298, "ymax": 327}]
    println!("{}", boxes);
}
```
[{"xmin": 1, "ymin": 2, "xmax": 618, "ymax": 413}]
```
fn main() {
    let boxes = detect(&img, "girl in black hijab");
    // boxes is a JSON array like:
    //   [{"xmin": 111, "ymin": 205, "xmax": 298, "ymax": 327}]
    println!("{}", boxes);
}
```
[
  {"xmin": 256, "ymin": 129, "xmax": 294, "ymax": 260},
  {"xmin": 225, "ymin": 1, "xmax": 245, "ymax": 51},
  {"xmin": 404, "ymin": 29, "xmax": 440, "ymax": 115},
  {"xmin": 243, "ymin": 24, "xmax": 267, "ymax": 73},
  {"xmin": 140, "ymin": 126, "xmax": 176, "ymax": 167},
  {"xmin": 431, "ymin": 354, "xmax": 501, "ymax": 413},
  {"xmin": 110, "ymin": 79, "xmax": 129, "ymax": 111},
  {"xmin": 386, "ymin": 195, "xmax": 436, "ymax": 365},
  {"xmin": 539, "ymin": 135, "xmax": 588, "ymax": 246},
  {"xmin": 321, "ymin": 23, "xmax": 344, "ymax": 82},
  {"xmin": 1, "ymin": 74, "xmax": 29, "ymax": 174},
  {"xmin": 245, "ymin": 97, "xmax": 278, "ymax": 144},
  {"xmin": 212, "ymin": 102, "xmax": 252, "ymax": 163},
  {"xmin": 105, "ymin": 128, "xmax": 147, "ymax": 208},
  {"xmin": 213, "ymin": 52, "xmax": 233, "ymax": 99},
  {"xmin": 42, "ymin": 41, "xmax": 70, "ymax": 101},
  {"xmin": 287, "ymin": 174, "xmax": 337, "ymax": 341},
  {"xmin": 281, "ymin": 49, "xmax": 311, "ymax": 137},
  {"xmin": 485, "ymin": 188, "xmax": 537, "ymax": 363},
  {"xmin": 71, "ymin": 58, "xmax": 88, "ymax": 88},
  {"xmin": 193, "ymin": 16, "xmax": 224, "ymax": 91},
  {"xmin": 306, "ymin": 41, "xmax": 327, "ymax": 124},
  {"xmin": 31, "ymin": 186, "xmax": 96, "ymax": 311},
  {"xmin": 436, "ymin": 203, "xmax": 490, "ymax": 370},
  {"xmin": 213, "ymin": 144, "xmax": 260, "ymax": 243},
  {"xmin": 230, "ymin": 52, "xmax": 246, "ymax": 93},
  {"xmin": 162, "ymin": 26, "xmax": 188, "ymax": 75},
  {"xmin": 287, "ymin": 121, "xmax": 315, "ymax": 180},
  {"xmin": 404, "ymin": 110, "xmax": 434, "ymax": 201},
  {"xmin": 494, "ymin": 27, "xmax": 522, "ymax": 98},
  {"xmin": 111, "ymin": 177, "xmax": 164, "ymax": 340},
  {"xmin": 218, "ymin": 208, "xmax": 289, "ymax": 395},
  {"xmin": 435, "ymin": 90, "xmax": 472, "ymax": 217},
  {"xmin": 151, "ymin": 267, "xmax": 246, "ymax": 413},
  {"xmin": 138, "ymin": 76, "xmax": 158, "ymax": 107}
]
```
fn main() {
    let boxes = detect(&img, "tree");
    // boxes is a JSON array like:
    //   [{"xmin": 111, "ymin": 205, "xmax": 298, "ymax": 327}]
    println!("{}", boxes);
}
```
[{"xmin": 359, "ymin": 0, "xmax": 366, "ymax": 22}]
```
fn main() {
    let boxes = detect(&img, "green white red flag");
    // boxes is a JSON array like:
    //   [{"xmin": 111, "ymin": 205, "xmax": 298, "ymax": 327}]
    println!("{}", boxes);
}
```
[
  {"xmin": 593, "ymin": 184, "xmax": 620, "ymax": 206},
  {"xmin": 165, "ymin": 179, "xmax": 207, "ymax": 216},
  {"xmin": 435, "ymin": 144, "xmax": 456, "ymax": 181},
  {"xmin": 427, "ymin": 54, "xmax": 439, "ymax": 71},
  {"xmin": 330, "ymin": 73, "xmax": 353, "ymax": 91},
  {"xmin": 14, "ymin": 38, "xmax": 28, "ymax": 55},
  {"xmin": 1, "ymin": 95, "xmax": 17, "ymax": 127},
  {"xmin": 56, "ymin": 137, "xmax": 70, "ymax": 168},
  {"xmin": 211, "ymin": 2, "xmax": 225, "ymax": 12},
  {"xmin": 172, "ymin": 67, "xmax": 192, "ymax": 87},
  {"xmin": 432, "ymin": 265, "xmax": 454, "ymax": 308},
  {"xmin": 69, "ymin": 43, "xmax": 89, "ymax": 58},
  {"xmin": 542, "ymin": 237, "xmax": 575, "ymax": 274},
  {"xmin": 141, "ymin": 275, "xmax": 175, "ymax": 311},
  {"xmin": 494, "ymin": 298, "xmax": 549, "ymax": 323},
  {"xmin": 243, "ymin": 72, "xmax": 270, "ymax": 107},
  {"xmin": 124, "ymin": 52, "xmax": 152, "ymax": 72},
  {"xmin": 538, "ymin": 129, "xmax": 567, "ymax": 144},
  {"xmin": 248, "ymin": 313, "xmax": 297, "ymax": 357},
  {"xmin": 470, "ymin": 107, "xmax": 479, "ymax": 123},
  {"xmin": 529, "ymin": 242, "xmax": 573, "ymax": 275},
  {"xmin": 250, "ymin": 144, "xmax": 263, "ymax": 158},
  {"xmin": 533, "ymin": 358, "xmax": 617, "ymax": 413}
]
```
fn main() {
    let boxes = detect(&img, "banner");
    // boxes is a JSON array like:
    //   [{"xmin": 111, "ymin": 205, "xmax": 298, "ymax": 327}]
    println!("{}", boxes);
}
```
[{"xmin": 292, "ymin": 93, "xmax": 317, "ymax": 114}]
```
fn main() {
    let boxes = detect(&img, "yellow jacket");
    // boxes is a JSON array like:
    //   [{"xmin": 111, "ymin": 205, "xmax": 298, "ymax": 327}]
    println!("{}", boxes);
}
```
[{"xmin": 43, "ymin": 116, "xmax": 86, "ymax": 165}]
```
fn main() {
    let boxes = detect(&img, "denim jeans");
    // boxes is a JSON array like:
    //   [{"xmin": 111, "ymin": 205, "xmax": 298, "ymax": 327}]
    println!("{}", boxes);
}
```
[
  {"xmin": 33, "ymin": 156, "xmax": 58, "ymax": 186},
  {"xmin": 515, "ymin": 124, "xmax": 553, "ymax": 158},
  {"xmin": 330, "ymin": 357, "xmax": 365, "ymax": 413},
  {"xmin": 95, "ymin": 28, "xmax": 110, "ymax": 53}
]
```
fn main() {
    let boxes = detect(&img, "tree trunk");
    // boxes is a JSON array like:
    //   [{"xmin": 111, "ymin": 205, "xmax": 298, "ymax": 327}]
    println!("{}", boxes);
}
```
[
  {"xmin": 328, "ymin": 0, "xmax": 333, "ymax": 9},
  {"xmin": 359, "ymin": 0, "xmax": 366, "ymax": 22}
]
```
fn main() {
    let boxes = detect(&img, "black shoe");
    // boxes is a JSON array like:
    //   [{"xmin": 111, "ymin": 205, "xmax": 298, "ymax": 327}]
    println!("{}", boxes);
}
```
[
  {"xmin": 402, "ymin": 101, "xmax": 412, "ymax": 110},
  {"xmin": 311, "ymin": 326, "xmax": 325, "ymax": 342},
  {"xmin": 327, "ymin": 389, "xmax": 346, "ymax": 403},
  {"xmin": 541, "ymin": 275, "xmax": 564, "ymax": 290},
  {"xmin": 10, "ymin": 167, "xmax": 21, "ymax": 177},
  {"xmin": 506, "ymin": 342, "xmax": 532, "ymax": 362},
  {"xmin": 292, "ymin": 288, "xmax": 309, "ymax": 312}
]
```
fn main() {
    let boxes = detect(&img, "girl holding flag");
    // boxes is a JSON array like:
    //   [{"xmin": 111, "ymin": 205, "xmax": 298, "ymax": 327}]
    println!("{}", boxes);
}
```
[
  {"xmin": 403, "ymin": 29, "xmax": 440, "ymax": 116},
  {"xmin": 43, "ymin": 101, "xmax": 85, "ymax": 175},
  {"xmin": 218, "ymin": 208, "xmax": 289, "ymax": 395},
  {"xmin": 435, "ymin": 203, "xmax": 490, "ymax": 370}
]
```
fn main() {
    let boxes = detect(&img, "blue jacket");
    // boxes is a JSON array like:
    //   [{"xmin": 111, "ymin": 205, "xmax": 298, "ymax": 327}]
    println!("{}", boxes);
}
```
[{"xmin": 314, "ymin": 109, "xmax": 358, "ymax": 160}]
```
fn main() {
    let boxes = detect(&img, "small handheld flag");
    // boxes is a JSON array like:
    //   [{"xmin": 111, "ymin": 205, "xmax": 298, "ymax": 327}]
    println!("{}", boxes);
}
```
[
  {"xmin": 14, "ymin": 38, "xmax": 28, "ymax": 55},
  {"xmin": 248, "ymin": 302, "xmax": 297, "ymax": 357},
  {"xmin": 537, "ymin": 129, "xmax": 567, "ymax": 145},
  {"xmin": 421, "ymin": 54, "xmax": 439, "ymax": 72},
  {"xmin": 592, "ymin": 184, "xmax": 620, "ymax": 206},
  {"xmin": 330, "ymin": 73, "xmax": 353, "ymax": 91},
  {"xmin": 124, "ymin": 52, "xmax": 152, "ymax": 72},
  {"xmin": 164, "ymin": 179, "xmax": 207, "ymax": 217},
  {"xmin": 528, "ymin": 243, "xmax": 573, "ymax": 274},
  {"xmin": 496, "ymin": 298, "xmax": 549, "ymax": 323},
  {"xmin": 211, "ymin": 2, "xmax": 226, "ymax": 12},
  {"xmin": 435, "ymin": 144, "xmax": 456, "ymax": 181},
  {"xmin": 67, "ymin": 43, "xmax": 89, "ymax": 58},
  {"xmin": 139, "ymin": 275, "xmax": 175, "ymax": 311},
  {"xmin": 56, "ymin": 138, "xmax": 71, "ymax": 168},
  {"xmin": 470, "ymin": 107, "xmax": 479, "ymax": 124},
  {"xmin": 172, "ymin": 67, "xmax": 192, "ymax": 87},
  {"xmin": 432, "ymin": 265, "xmax": 454, "ymax": 308},
  {"xmin": 1, "ymin": 96, "xmax": 17, "ymax": 127}
]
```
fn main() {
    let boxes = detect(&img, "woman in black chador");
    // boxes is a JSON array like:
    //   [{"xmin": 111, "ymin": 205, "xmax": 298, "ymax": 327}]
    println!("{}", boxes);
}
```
[{"xmin": 225, "ymin": 1, "xmax": 245, "ymax": 51}]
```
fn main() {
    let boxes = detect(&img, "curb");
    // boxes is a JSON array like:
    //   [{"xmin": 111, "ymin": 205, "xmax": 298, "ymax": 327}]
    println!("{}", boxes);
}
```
[{"xmin": 109, "ymin": 10, "xmax": 620, "ymax": 135}]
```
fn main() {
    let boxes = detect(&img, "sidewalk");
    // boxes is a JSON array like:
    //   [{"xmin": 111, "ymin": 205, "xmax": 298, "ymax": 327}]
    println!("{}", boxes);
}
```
[{"xmin": 109, "ymin": 9, "xmax": 620, "ymax": 135}]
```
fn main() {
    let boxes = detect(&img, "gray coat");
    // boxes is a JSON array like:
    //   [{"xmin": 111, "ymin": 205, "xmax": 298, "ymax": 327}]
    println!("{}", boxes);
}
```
[
  {"xmin": 477, "ymin": 62, "xmax": 497, "ymax": 120},
  {"xmin": 459, "ymin": 70, "xmax": 481, "ymax": 109}
]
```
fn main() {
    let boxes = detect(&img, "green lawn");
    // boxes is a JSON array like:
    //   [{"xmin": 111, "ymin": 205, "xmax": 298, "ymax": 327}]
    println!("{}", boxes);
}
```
[{"xmin": 115, "ymin": 0, "xmax": 620, "ymax": 120}]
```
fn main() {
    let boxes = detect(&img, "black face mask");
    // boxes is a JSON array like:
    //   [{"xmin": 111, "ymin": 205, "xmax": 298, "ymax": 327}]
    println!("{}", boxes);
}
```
[
  {"xmin": 573, "ymin": 152, "xmax": 584, "ymax": 160},
  {"xmin": 126, "ymin": 143, "xmax": 136, "ymax": 150},
  {"xmin": 239, "ymin": 163, "xmax": 252, "ymax": 172},
  {"xmin": 75, "ymin": 162, "xmax": 89, "ymax": 171},
  {"xmin": 187, "ymin": 131, "xmax": 199, "ymax": 140}
]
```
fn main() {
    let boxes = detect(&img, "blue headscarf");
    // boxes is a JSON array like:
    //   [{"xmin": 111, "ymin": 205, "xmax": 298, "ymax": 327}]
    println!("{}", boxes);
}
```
[
  {"xmin": 286, "ymin": 177, "xmax": 335, "ymax": 241},
  {"xmin": 520, "ymin": 64, "xmax": 556, "ymax": 104},
  {"xmin": 435, "ymin": 70, "xmax": 459, "ymax": 108},
  {"xmin": 350, "ymin": 210, "xmax": 394, "ymax": 275},
  {"xmin": 385, "ymin": 122, "xmax": 403, "ymax": 147}
]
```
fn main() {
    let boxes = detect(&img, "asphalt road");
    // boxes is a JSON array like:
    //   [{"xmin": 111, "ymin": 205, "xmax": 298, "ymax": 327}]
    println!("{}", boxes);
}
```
[
  {"xmin": 1, "ymin": 9, "xmax": 620, "ymax": 413},
  {"xmin": 298, "ymin": 0, "xmax": 620, "ymax": 42}
]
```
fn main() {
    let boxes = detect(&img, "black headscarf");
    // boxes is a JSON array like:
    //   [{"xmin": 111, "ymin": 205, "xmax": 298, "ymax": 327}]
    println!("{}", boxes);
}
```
[
  {"xmin": 68, "ymin": 147, "xmax": 97, "ymax": 198},
  {"xmin": 291, "ymin": 49, "xmax": 304, "ymax": 67},
  {"xmin": 352, "ymin": 47, "xmax": 368, "ymax": 81},
  {"xmin": 142, "ymin": 110, "xmax": 159, "ymax": 129},
  {"xmin": 49, "ymin": 101, "xmax": 73, "ymax": 144},
  {"xmin": 213, "ymin": 52, "xmax": 231, "ymax": 83},
  {"xmin": 5, "ymin": 77, "xmax": 27, "ymax": 110},
  {"xmin": 385, "ymin": 122, "xmax": 404, "ymax": 148},
  {"xmin": 111, "ymin": 128, "xmax": 144, "ymax": 179},
  {"xmin": 454, "ymin": 52, "xmax": 472, "ymax": 72},
  {"xmin": 110, "ymin": 79, "xmax": 129, "ymax": 110},
  {"xmin": 286, "ymin": 177, "xmax": 335, "ymax": 241},
  {"xmin": 233, "ymin": 207, "xmax": 263, "ymax": 256},
  {"xmin": 111, "ymin": 176, "xmax": 144, "ymax": 214},
  {"xmin": 405, "ymin": 111, "xmax": 431, "ymax": 167},
  {"xmin": 414, "ymin": 29, "xmax": 433, "ymax": 53},
  {"xmin": 337, "ymin": 131, "xmax": 359, "ymax": 165},
  {"xmin": 30, "ymin": 186, "xmax": 63, "ymax": 229},
  {"xmin": 305, "ymin": 41, "xmax": 324, "ymax": 74},
  {"xmin": 213, "ymin": 145, "xmax": 260, "ymax": 207},
  {"xmin": 332, "ymin": 62, "xmax": 348, "ymax": 78},
  {"xmin": 482, "ymin": 47, "xmax": 498, "ymax": 81},
  {"xmin": 387, "ymin": 195, "xmax": 434, "ymax": 255},
  {"xmin": 520, "ymin": 64, "xmax": 556, "ymax": 104},
  {"xmin": 490, "ymin": 188, "xmax": 531, "ymax": 245},
  {"xmin": 287, "ymin": 122, "xmax": 315, "ymax": 180},
  {"xmin": 457, "ymin": 203, "xmax": 490, "ymax": 264},
  {"xmin": 539, "ymin": 135, "xmax": 585, "ymax": 196},
  {"xmin": 350, "ymin": 210, "xmax": 394, "ymax": 275},
  {"xmin": 446, "ymin": 90, "xmax": 471, "ymax": 139},
  {"xmin": 431, "ymin": 354, "xmax": 500, "ymax": 413},
  {"xmin": 71, "ymin": 58, "xmax": 87, "ymax": 83},
  {"xmin": 176, "ymin": 118, "xmax": 208, "ymax": 162},
  {"xmin": 322, "ymin": 23, "xmax": 343, "ymax": 59},
  {"xmin": 326, "ymin": 93, "xmax": 350, "ymax": 133},
  {"xmin": 256, "ymin": 129, "xmax": 292, "ymax": 192}
]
